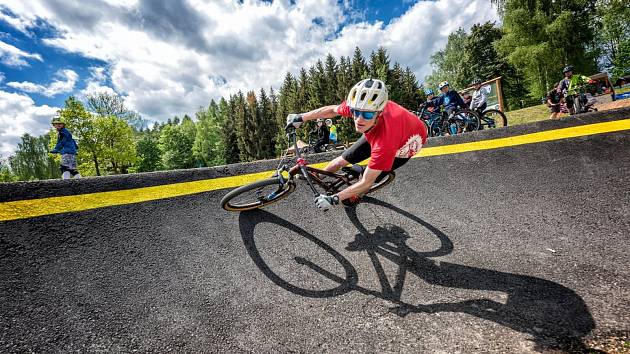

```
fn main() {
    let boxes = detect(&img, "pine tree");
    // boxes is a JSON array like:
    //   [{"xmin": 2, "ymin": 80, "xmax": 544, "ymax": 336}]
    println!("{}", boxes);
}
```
[
  {"xmin": 220, "ymin": 97, "xmax": 240, "ymax": 164},
  {"xmin": 324, "ymin": 54, "xmax": 338, "ymax": 105},
  {"xmin": 257, "ymin": 88, "xmax": 276, "ymax": 159},
  {"xmin": 369, "ymin": 47, "xmax": 391, "ymax": 83},
  {"xmin": 336, "ymin": 56, "xmax": 353, "ymax": 101},
  {"xmin": 351, "ymin": 47, "xmax": 369, "ymax": 83}
]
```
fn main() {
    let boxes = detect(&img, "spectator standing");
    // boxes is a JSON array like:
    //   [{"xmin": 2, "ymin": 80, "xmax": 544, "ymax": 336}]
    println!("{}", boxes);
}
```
[
  {"xmin": 546, "ymin": 83, "xmax": 564, "ymax": 120},
  {"xmin": 326, "ymin": 119, "xmax": 338, "ymax": 144},
  {"xmin": 313, "ymin": 119, "xmax": 330, "ymax": 153},
  {"xmin": 50, "ymin": 115, "xmax": 81, "ymax": 179}
]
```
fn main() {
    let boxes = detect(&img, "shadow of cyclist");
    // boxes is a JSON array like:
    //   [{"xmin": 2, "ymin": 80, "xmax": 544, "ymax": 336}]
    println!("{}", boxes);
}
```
[
  {"xmin": 239, "ymin": 209, "xmax": 358, "ymax": 298},
  {"xmin": 345, "ymin": 197, "xmax": 595, "ymax": 350},
  {"xmin": 238, "ymin": 199, "xmax": 594, "ymax": 350}
]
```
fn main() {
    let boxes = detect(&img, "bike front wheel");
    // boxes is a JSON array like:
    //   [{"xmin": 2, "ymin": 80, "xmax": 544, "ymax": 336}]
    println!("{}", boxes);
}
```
[
  {"xmin": 480, "ymin": 109, "xmax": 507, "ymax": 129},
  {"xmin": 456, "ymin": 108, "xmax": 481, "ymax": 132},
  {"xmin": 221, "ymin": 178, "xmax": 296, "ymax": 211}
]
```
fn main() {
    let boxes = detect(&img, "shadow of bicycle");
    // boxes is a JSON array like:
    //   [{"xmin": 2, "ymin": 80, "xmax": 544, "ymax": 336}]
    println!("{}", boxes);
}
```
[{"xmin": 238, "ymin": 197, "xmax": 594, "ymax": 350}]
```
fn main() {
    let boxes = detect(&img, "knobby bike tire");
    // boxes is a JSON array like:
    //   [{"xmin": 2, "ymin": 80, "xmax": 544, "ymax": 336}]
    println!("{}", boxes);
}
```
[
  {"xmin": 458, "ymin": 108, "xmax": 481, "ymax": 132},
  {"xmin": 221, "ymin": 178, "xmax": 295, "ymax": 212},
  {"xmin": 481, "ymin": 109, "xmax": 507, "ymax": 128}
]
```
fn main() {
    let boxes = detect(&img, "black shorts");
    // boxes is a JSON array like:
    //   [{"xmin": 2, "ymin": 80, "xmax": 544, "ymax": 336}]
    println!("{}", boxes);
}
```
[
  {"xmin": 549, "ymin": 104, "xmax": 561, "ymax": 113},
  {"xmin": 341, "ymin": 135, "xmax": 411, "ymax": 172}
]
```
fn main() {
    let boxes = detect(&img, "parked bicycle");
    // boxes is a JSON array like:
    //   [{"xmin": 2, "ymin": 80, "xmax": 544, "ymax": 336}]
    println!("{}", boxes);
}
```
[
  {"xmin": 567, "ymin": 85, "xmax": 598, "ymax": 115},
  {"xmin": 221, "ymin": 127, "xmax": 394, "ymax": 211}
]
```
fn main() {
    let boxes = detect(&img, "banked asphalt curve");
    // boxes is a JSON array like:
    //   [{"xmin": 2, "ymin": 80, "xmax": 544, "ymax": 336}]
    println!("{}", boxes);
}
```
[{"xmin": 1, "ymin": 108, "xmax": 629, "ymax": 353}]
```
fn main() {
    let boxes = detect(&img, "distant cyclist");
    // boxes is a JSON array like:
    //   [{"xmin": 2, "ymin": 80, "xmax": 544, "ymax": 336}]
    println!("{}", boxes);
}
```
[
  {"xmin": 559, "ymin": 65, "xmax": 592, "ymax": 115},
  {"xmin": 469, "ymin": 78, "xmax": 487, "ymax": 116},
  {"xmin": 286, "ymin": 79, "xmax": 428, "ymax": 210},
  {"xmin": 423, "ymin": 88, "xmax": 440, "ymax": 114},
  {"xmin": 423, "ymin": 81, "xmax": 467, "ymax": 133}
]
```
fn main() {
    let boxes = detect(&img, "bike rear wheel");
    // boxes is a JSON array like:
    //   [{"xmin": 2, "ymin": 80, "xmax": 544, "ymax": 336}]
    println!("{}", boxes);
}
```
[
  {"xmin": 221, "ymin": 178, "xmax": 295, "ymax": 211},
  {"xmin": 480, "ymin": 109, "xmax": 507, "ymax": 129},
  {"xmin": 367, "ymin": 171, "xmax": 395, "ymax": 194}
]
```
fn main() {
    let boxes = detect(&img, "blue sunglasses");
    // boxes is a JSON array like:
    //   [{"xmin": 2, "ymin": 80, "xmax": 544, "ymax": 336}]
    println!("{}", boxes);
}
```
[{"xmin": 350, "ymin": 109, "xmax": 377, "ymax": 120}]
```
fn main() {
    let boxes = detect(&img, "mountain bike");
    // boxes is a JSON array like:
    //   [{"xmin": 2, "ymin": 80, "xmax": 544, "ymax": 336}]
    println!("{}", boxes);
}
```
[
  {"xmin": 477, "ymin": 109, "xmax": 507, "ymax": 130},
  {"xmin": 414, "ymin": 106, "xmax": 444, "ymax": 137},
  {"xmin": 415, "ymin": 106, "xmax": 480, "ymax": 136},
  {"xmin": 221, "ymin": 127, "xmax": 395, "ymax": 211}
]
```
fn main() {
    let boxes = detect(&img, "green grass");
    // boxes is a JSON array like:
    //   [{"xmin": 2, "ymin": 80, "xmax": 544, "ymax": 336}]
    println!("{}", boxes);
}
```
[{"xmin": 505, "ymin": 104, "xmax": 551, "ymax": 126}]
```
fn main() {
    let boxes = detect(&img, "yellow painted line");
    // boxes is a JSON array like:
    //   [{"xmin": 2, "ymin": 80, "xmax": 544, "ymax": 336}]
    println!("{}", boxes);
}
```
[
  {"xmin": 416, "ymin": 119, "xmax": 630, "ymax": 157},
  {"xmin": 1, "ymin": 119, "xmax": 629, "ymax": 222}
]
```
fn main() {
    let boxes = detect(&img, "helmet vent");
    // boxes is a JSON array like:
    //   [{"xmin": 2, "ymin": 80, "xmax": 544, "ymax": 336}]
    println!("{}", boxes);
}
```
[{"xmin": 360, "ymin": 92, "xmax": 367, "ymax": 101}]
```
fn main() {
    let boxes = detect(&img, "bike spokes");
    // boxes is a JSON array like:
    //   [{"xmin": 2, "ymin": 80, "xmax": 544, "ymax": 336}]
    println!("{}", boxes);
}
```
[{"xmin": 481, "ymin": 109, "xmax": 507, "ymax": 129}]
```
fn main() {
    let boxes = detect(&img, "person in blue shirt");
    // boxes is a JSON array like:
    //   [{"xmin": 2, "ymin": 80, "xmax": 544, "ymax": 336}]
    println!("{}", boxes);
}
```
[
  {"xmin": 50, "ymin": 115, "xmax": 81, "ymax": 179},
  {"xmin": 424, "ymin": 81, "xmax": 466, "ymax": 116},
  {"xmin": 424, "ymin": 81, "xmax": 467, "ymax": 134}
]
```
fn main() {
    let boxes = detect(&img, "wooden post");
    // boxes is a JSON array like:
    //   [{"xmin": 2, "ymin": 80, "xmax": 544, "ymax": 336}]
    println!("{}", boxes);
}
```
[{"xmin": 495, "ymin": 76, "xmax": 505, "ymax": 112}]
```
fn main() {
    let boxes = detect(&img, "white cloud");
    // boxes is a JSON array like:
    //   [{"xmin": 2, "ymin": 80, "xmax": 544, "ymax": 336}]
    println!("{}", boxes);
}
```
[
  {"xmin": 0, "ymin": 90, "xmax": 58, "ymax": 157},
  {"xmin": 0, "ymin": 40, "xmax": 43, "ymax": 67},
  {"xmin": 79, "ymin": 66, "xmax": 117, "ymax": 98},
  {"xmin": 0, "ymin": 0, "xmax": 499, "ymax": 155},
  {"xmin": 7, "ymin": 69, "xmax": 78, "ymax": 97}
]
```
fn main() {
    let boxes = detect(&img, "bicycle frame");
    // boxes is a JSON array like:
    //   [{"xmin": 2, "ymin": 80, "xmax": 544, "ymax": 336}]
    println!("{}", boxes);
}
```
[{"xmin": 277, "ymin": 128, "xmax": 356, "ymax": 197}]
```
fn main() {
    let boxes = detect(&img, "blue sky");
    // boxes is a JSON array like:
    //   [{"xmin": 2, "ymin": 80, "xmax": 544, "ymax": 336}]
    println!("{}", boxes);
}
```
[{"xmin": 0, "ymin": 0, "xmax": 498, "ymax": 157}]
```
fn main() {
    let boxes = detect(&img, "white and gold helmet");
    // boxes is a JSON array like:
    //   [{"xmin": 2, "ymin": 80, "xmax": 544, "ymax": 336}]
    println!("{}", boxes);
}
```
[{"xmin": 346, "ymin": 79, "xmax": 388, "ymax": 111}]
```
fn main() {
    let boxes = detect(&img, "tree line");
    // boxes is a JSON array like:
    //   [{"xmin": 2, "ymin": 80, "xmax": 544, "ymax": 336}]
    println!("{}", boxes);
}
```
[
  {"xmin": 3, "ymin": 0, "xmax": 628, "ymax": 182},
  {"xmin": 1, "ymin": 47, "xmax": 421, "ymax": 181}
]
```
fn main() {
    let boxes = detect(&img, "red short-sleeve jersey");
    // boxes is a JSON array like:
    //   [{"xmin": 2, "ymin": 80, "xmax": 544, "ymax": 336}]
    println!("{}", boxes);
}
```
[{"xmin": 337, "ymin": 100, "xmax": 428, "ymax": 171}]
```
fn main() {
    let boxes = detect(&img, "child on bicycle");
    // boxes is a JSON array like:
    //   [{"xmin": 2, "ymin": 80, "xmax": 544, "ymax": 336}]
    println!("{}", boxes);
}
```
[
  {"xmin": 286, "ymin": 79, "xmax": 428, "ymax": 210},
  {"xmin": 424, "ymin": 88, "xmax": 441, "ymax": 114},
  {"xmin": 469, "ymin": 79, "xmax": 487, "ymax": 116},
  {"xmin": 423, "ymin": 81, "xmax": 467, "ymax": 134}
]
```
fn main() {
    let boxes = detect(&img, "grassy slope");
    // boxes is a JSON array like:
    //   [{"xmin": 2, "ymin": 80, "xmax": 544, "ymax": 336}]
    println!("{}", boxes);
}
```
[{"xmin": 505, "ymin": 104, "xmax": 556, "ymax": 126}]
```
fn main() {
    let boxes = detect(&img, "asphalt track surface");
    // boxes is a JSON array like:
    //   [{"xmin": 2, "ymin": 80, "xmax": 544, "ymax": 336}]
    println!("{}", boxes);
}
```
[{"xmin": 1, "ymin": 117, "xmax": 630, "ymax": 352}]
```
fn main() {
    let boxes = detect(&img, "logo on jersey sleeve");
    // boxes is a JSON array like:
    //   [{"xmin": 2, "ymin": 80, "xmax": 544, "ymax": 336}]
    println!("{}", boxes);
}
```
[{"xmin": 396, "ymin": 134, "xmax": 423, "ymax": 158}]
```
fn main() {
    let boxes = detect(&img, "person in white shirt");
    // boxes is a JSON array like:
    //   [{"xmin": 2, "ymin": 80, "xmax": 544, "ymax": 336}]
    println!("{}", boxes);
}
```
[{"xmin": 469, "ymin": 78, "xmax": 488, "ymax": 115}]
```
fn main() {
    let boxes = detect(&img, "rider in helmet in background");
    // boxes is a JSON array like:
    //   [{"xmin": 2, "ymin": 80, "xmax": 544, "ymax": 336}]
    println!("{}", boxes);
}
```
[
  {"xmin": 423, "ymin": 81, "xmax": 467, "ymax": 134},
  {"xmin": 286, "ymin": 78, "xmax": 428, "ymax": 210},
  {"xmin": 424, "ymin": 81, "xmax": 466, "ymax": 119},
  {"xmin": 424, "ymin": 88, "xmax": 440, "ymax": 114},
  {"xmin": 559, "ymin": 65, "xmax": 592, "ymax": 115},
  {"xmin": 469, "ymin": 78, "xmax": 487, "ymax": 116}
]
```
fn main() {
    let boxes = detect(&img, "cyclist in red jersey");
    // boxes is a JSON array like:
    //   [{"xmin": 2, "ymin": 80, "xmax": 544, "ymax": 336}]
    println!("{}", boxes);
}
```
[{"xmin": 286, "ymin": 79, "xmax": 428, "ymax": 210}]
